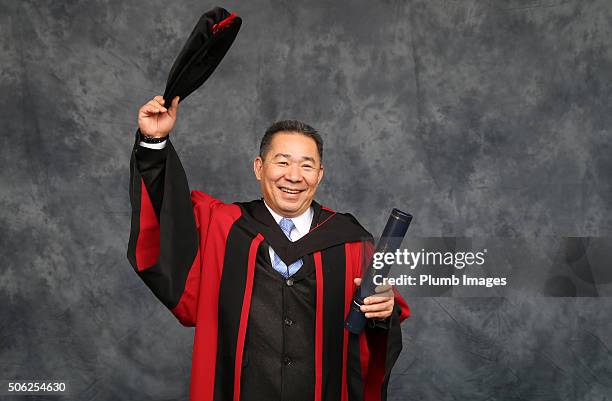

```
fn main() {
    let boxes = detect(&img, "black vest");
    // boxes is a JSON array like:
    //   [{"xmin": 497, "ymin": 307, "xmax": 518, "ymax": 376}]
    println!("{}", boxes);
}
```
[{"xmin": 241, "ymin": 240, "xmax": 318, "ymax": 401}]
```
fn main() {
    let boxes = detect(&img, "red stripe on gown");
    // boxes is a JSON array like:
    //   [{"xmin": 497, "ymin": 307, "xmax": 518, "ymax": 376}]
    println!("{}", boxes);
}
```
[
  {"xmin": 171, "ymin": 244, "xmax": 202, "ymax": 327},
  {"xmin": 233, "ymin": 233, "xmax": 264, "ymax": 401},
  {"xmin": 135, "ymin": 179, "xmax": 160, "ymax": 270},
  {"xmin": 313, "ymin": 251, "xmax": 324, "ymax": 401}
]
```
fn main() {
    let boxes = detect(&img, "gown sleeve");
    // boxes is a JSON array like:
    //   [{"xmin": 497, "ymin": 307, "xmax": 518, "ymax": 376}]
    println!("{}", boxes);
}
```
[{"xmin": 126, "ymin": 130, "xmax": 223, "ymax": 327}]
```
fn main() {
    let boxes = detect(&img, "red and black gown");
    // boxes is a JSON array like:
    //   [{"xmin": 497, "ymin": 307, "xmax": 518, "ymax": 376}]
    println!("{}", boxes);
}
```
[{"xmin": 126, "ymin": 132, "xmax": 410, "ymax": 401}]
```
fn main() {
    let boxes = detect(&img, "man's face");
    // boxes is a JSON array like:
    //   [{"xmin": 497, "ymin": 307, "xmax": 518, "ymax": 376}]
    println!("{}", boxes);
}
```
[{"xmin": 253, "ymin": 132, "xmax": 324, "ymax": 218}]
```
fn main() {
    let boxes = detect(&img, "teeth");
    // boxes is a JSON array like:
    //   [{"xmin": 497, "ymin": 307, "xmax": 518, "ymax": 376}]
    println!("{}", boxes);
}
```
[{"xmin": 281, "ymin": 188, "xmax": 300, "ymax": 194}]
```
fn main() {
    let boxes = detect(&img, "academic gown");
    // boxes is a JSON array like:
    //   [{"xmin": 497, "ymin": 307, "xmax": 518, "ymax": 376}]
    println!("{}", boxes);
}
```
[{"xmin": 126, "ymin": 132, "xmax": 410, "ymax": 401}]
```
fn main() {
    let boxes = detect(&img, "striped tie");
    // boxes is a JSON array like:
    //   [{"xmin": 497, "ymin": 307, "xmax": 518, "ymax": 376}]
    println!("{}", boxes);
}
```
[{"xmin": 271, "ymin": 218, "xmax": 304, "ymax": 278}]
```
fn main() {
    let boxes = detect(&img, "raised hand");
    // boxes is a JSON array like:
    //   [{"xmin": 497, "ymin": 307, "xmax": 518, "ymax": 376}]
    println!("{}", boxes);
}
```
[{"xmin": 137, "ymin": 95, "xmax": 180, "ymax": 138}]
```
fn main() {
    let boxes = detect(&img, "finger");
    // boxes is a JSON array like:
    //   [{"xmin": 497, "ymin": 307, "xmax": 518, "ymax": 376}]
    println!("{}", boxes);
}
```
[
  {"xmin": 141, "ymin": 104, "xmax": 163, "ymax": 115},
  {"xmin": 361, "ymin": 302, "xmax": 394, "ymax": 317},
  {"xmin": 361, "ymin": 299, "xmax": 394, "ymax": 312},
  {"xmin": 147, "ymin": 100, "xmax": 167, "ymax": 113},
  {"xmin": 363, "ymin": 295, "xmax": 392, "ymax": 306},
  {"xmin": 154, "ymin": 95, "xmax": 165, "ymax": 105},
  {"xmin": 353, "ymin": 278, "xmax": 362, "ymax": 286},
  {"xmin": 140, "ymin": 105, "xmax": 159, "ymax": 115},
  {"xmin": 366, "ymin": 302, "xmax": 394, "ymax": 317},
  {"xmin": 146, "ymin": 100, "xmax": 166, "ymax": 111},
  {"xmin": 167, "ymin": 96, "xmax": 180, "ymax": 119},
  {"xmin": 146, "ymin": 107, "xmax": 166, "ymax": 115},
  {"xmin": 365, "ymin": 310, "xmax": 392, "ymax": 319},
  {"xmin": 364, "ymin": 290, "xmax": 394, "ymax": 304}
]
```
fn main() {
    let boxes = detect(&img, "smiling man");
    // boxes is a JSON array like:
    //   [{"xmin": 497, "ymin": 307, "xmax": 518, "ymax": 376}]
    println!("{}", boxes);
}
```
[
  {"xmin": 127, "ymin": 95, "xmax": 410, "ymax": 401},
  {"xmin": 254, "ymin": 123, "xmax": 323, "ymax": 219}
]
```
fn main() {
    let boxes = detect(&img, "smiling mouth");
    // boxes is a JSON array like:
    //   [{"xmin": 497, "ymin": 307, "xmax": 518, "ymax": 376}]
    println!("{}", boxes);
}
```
[{"xmin": 279, "ymin": 186, "xmax": 304, "ymax": 195}]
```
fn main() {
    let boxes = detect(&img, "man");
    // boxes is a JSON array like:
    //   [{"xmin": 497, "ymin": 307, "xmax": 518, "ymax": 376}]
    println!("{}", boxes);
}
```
[{"xmin": 127, "ymin": 95, "xmax": 410, "ymax": 401}]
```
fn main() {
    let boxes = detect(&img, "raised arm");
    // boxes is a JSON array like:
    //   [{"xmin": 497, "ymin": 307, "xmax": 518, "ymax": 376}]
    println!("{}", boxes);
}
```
[{"xmin": 127, "ymin": 95, "xmax": 206, "ymax": 326}]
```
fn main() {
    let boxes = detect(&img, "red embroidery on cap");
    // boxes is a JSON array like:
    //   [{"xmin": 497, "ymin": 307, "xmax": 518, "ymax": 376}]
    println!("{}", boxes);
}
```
[{"xmin": 212, "ymin": 12, "xmax": 237, "ymax": 34}]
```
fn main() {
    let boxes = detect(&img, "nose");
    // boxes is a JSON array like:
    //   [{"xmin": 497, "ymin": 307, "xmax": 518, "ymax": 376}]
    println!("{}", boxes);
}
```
[{"xmin": 284, "ymin": 162, "xmax": 302, "ymax": 182}]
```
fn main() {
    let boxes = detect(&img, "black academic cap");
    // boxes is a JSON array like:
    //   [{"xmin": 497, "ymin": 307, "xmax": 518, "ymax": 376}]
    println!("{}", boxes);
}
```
[{"xmin": 162, "ymin": 7, "xmax": 242, "ymax": 107}]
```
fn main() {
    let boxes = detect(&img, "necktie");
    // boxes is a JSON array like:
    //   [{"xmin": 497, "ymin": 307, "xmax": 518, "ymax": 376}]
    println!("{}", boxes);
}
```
[{"xmin": 271, "ymin": 218, "xmax": 304, "ymax": 278}]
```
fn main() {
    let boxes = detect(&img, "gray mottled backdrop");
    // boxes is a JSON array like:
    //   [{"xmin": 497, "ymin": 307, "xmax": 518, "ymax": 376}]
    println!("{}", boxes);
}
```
[{"xmin": 1, "ymin": 0, "xmax": 611, "ymax": 400}]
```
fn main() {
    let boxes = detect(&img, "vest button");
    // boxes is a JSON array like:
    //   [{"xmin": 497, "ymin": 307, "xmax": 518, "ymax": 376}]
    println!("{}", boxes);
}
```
[
  {"xmin": 284, "ymin": 317, "xmax": 293, "ymax": 326},
  {"xmin": 286, "ymin": 278, "xmax": 294, "ymax": 286},
  {"xmin": 283, "ymin": 356, "xmax": 293, "ymax": 366}
]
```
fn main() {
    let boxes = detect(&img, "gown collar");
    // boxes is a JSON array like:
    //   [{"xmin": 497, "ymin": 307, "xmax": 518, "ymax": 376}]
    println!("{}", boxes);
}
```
[{"xmin": 236, "ymin": 198, "xmax": 371, "ymax": 265}]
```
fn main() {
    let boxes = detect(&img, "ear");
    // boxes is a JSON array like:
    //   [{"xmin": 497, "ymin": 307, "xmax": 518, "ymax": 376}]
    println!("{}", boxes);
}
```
[
  {"xmin": 253, "ymin": 156, "xmax": 263, "ymax": 181},
  {"xmin": 316, "ymin": 165, "xmax": 324, "ymax": 185}
]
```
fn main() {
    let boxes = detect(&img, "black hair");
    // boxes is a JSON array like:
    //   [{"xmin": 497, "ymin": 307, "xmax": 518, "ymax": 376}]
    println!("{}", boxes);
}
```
[{"xmin": 259, "ymin": 120, "xmax": 323, "ymax": 162}]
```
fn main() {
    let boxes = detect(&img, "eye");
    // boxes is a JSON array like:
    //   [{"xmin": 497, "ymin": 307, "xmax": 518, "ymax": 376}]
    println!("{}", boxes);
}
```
[
  {"xmin": 302, "ymin": 164, "xmax": 314, "ymax": 170},
  {"xmin": 277, "ymin": 161, "xmax": 289, "ymax": 166}
]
